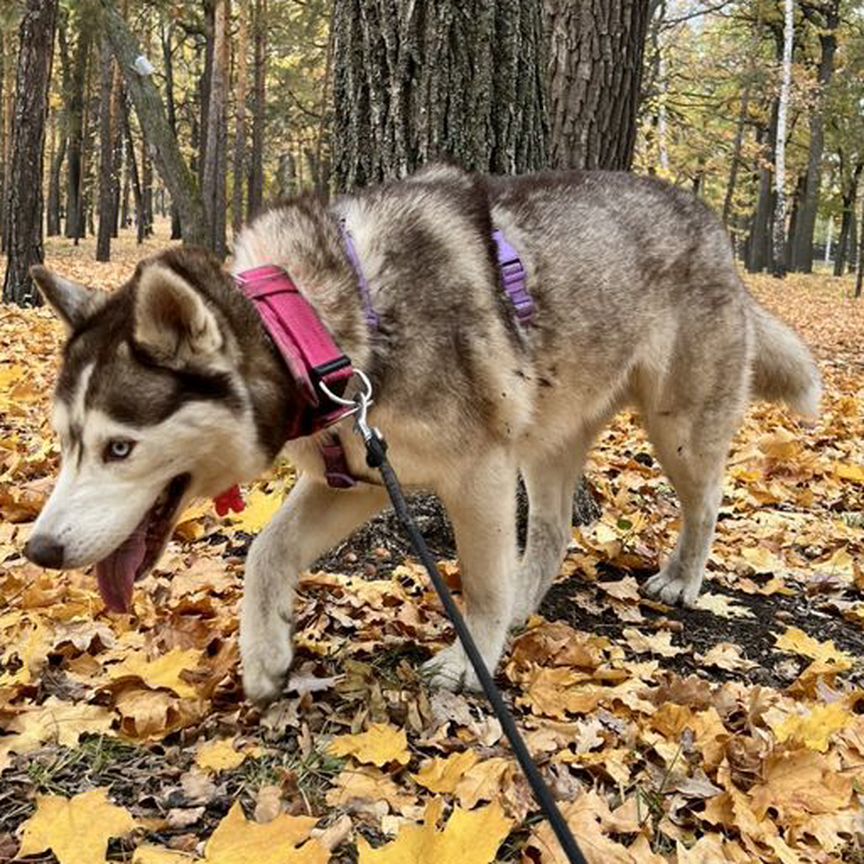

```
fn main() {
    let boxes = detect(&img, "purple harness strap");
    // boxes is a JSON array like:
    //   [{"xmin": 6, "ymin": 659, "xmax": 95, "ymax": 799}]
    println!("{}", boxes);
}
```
[
  {"xmin": 493, "ymin": 229, "xmax": 534, "ymax": 326},
  {"xmin": 234, "ymin": 224, "xmax": 533, "ymax": 493}
]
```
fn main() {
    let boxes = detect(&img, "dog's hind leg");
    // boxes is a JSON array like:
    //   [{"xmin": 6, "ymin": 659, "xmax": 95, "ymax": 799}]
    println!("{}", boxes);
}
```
[
  {"xmin": 422, "ymin": 450, "xmax": 519, "ymax": 692},
  {"xmin": 641, "ymin": 402, "xmax": 742, "ymax": 608},
  {"xmin": 510, "ymin": 436, "xmax": 590, "ymax": 625},
  {"xmin": 240, "ymin": 475, "xmax": 388, "ymax": 704}
]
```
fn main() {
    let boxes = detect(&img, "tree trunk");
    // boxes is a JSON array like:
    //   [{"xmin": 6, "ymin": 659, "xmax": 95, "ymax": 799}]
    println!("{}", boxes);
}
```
[
  {"xmin": 746, "ymin": 110, "xmax": 777, "ymax": 273},
  {"xmin": 198, "ymin": 0, "xmax": 215, "ymax": 191},
  {"xmin": 110, "ymin": 64, "xmax": 123, "ymax": 236},
  {"xmin": 790, "ymin": 0, "xmax": 840, "ymax": 273},
  {"xmin": 202, "ymin": 0, "xmax": 228, "ymax": 257},
  {"xmin": 96, "ymin": 37, "xmax": 116, "ymax": 261},
  {"xmin": 0, "ymin": 31, "xmax": 8, "ymax": 249},
  {"xmin": 247, "ymin": 0, "xmax": 266, "ymax": 219},
  {"xmin": 856, "ymin": 190, "xmax": 863, "ymax": 298},
  {"xmin": 100, "ymin": 0, "xmax": 209, "ymax": 246},
  {"xmin": 2, "ymin": 0, "xmax": 58, "ymax": 307},
  {"xmin": 65, "ymin": 17, "xmax": 93, "ymax": 240},
  {"xmin": 121, "ymin": 99, "xmax": 145, "ymax": 244},
  {"xmin": 771, "ymin": 0, "xmax": 794, "ymax": 278},
  {"xmin": 141, "ymin": 128, "xmax": 153, "ymax": 237},
  {"xmin": 1, "ymin": 31, "xmax": 14, "ymax": 252},
  {"xmin": 547, "ymin": 0, "xmax": 650, "ymax": 171},
  {"xmin": 160, "ymin": 17, "xmax": 182, "ymax": 240},
  {"xmin": 332, "ymin": 0, "xmax": 548, "ymax": 189},
  {"xmin": 331, "ymin": 0, "xmax": 603, "ymax": 529},
  {"xmin": 232, "ymin": 0, "xmax": 249, "ymax": 236},
  {"xmin": 834, "ymin": 161, "xmax": 861, "ymax": 277}
]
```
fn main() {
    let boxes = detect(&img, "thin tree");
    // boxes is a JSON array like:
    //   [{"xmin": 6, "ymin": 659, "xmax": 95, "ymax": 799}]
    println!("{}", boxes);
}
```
[
  {"xmin": 547, "ymin": 0, "xmax": 651, "ymax": 171},
  {"xmin": 247, "ymin": 0, "xmax": 266, "ymax": 219},
  {"xmin": 96, "ymin": 36, "xmax": 117, "ymax": 261},
  {"xmin": 790, "ymin": 0, "xmax": 841, "ymax": 273},
  {"xmin": 99, "ymin": 0, "xmax": 209, "ymax": 247},
  {"xmin": 772, "ymin": 0, "xmax": 794, "ymax": 279},
  {"xmin": 232, "ymin": 0, "xmax": 249, "ymax": 237},
  {"xmin": 65, "ymin": 13, "xmax": 93, "ymax": 241},
  {"xmin": 201, "ymin": 0, "xmax": 228, "ymax": 257},
  {"xmin": 2, "ymin": 0, "xmax": 58, "ymax": 307}
]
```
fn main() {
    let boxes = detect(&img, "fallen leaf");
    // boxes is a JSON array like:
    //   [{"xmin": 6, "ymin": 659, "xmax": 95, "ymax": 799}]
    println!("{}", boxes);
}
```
[
  {"xmin": 203, "ymin": 801, "xmax": 327, "ymax": 864},
  {"xmin": 17, "ymin": 788, "xmax": 137, "ymax": 864},
  {"xmin": 356, "ymin": 798, "xmax": 513, "ymax": 864},
  {"xmin": 328, "ymin": 723, "xmax": 410, "ymax": 767}
]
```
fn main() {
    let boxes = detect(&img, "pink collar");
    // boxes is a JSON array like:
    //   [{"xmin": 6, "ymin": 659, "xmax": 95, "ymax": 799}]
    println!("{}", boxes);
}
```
[{"xmin": 212, "ymin": 265, "xmax": 358, "ymax": 515}]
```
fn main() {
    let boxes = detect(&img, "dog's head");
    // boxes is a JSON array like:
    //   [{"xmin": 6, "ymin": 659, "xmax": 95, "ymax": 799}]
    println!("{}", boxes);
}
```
[{"xmin": 24, "ymin": 248, "xmax": 271, "ymax": 612}]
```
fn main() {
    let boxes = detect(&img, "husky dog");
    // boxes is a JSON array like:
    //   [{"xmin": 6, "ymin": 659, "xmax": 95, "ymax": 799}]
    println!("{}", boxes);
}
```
[{"xmin": 24, "ymin": 165, "xmax": 821, "ymax": 703}]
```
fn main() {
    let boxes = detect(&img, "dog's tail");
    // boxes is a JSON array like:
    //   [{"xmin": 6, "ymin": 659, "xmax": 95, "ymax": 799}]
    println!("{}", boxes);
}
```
[{"xmin": 749, "ymin": 300, "xmax": 821, "ymax": 418}]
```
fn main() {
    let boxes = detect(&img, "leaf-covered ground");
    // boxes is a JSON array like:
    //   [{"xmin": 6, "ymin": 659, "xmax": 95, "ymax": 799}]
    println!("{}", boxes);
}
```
[{"xmin": 1, "ymin": 225, "xmax": 863, "ymax": 863}]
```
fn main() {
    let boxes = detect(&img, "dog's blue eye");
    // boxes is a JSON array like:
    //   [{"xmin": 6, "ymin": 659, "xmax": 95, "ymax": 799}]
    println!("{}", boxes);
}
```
[{"xmin": 104, "ymin": 440, "xmax": 135, "ymax": 462}]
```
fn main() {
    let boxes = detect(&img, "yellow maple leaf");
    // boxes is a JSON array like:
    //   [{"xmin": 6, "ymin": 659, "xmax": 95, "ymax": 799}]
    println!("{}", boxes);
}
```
[
  {"xmin": 769, "ymin": 702, "xmax": 855, "ymax": 753},
  {"xmin": 18, "ymin": 788, "xmax": 137, "ymax": 864},
  {"xmin": 0, "ymin": 697, "xmax": 114, "ymax": 768},
  {"xmin": 411, "ymin": 750, "xmax": 479, "ymax": 793},
  {"xmin": 357, "ymin": 799, "xmax": 513, "ymax": 864},
  {"xmin": 325, "ymin": 767, "xmax": 419, "ymax": 815},
  {"xmin": 834, "ymin": 461, "xmax": 864, "ymax": 484},
  {"xmin": 196, "ymin": 738, "xmax": 260, "ymax": 773},
  {"xmin": 693, "ymin": 593, "xmax": 754, "ymax": 619},
  {"xmin": 204, "ymin": 801, "xmax": 328, "ymax": 864},
  {"xmin": 328, "ymin": 723, "xmax": 410, "ymax": 767},
  {"xmin": 622, "ymin": 627, "xmax": 687, "ymax": 657},
  {"xmin": 108, "ymin": 648, "xmax": 203, "ymax": 699},
  {"xmin": 774, "ymin": 627, "xmax": 852, "ymax": 668},
  {"xmin": 229, "ymin": 487, "xmax": 284, "ymax": 534}
]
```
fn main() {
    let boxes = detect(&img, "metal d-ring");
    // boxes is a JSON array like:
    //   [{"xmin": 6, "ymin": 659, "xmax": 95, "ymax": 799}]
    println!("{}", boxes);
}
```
[{"xmin": 318, "ymin": 368, "xmax": 374, "ymax": 432}]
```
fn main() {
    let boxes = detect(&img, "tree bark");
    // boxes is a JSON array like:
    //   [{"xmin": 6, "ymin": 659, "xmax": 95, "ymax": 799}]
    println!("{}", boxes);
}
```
[
  {"xmin": 0, "ymin": 30, "xmax": 8, "ymax": 249},
  {"xmin": 121, "ymin": 98, "xmax": 145, "ymax": 244},
  {"xmin": 771, "ymin": 0, "xmax": 794, "ymax": 278},
  {"xmin": 547, "ymin": 0, "xmax": 650, "ymax": 171},
  {"xmin": 332, "ymin": 0, "xmax": 548, "ymax": 189},
  {"xmin": 100, "ymin": 0, "xmax": 209, "ymax": 247},
  {"xmin": 790, "ymin": 0, "xmax": 840, "ymax": 273},
  {"xmin": 232, "ymin": 0, "xmax": 249, "ymax": 236},
  {"xmin": 2, "ymin": 0, "xmax": 58, "ymax": 307},
  {"xmin": 834, "ymin": 158, "xmax": 861, "ymax": 277},
  {"xmin": 202, "ymin": 0, "xmax": 228, "ymax": 257},
  {"xmin": 248, "ymin": 0, "xmax": 266, "ymax": 219},
  {"xmin": 856, "ymin": 190, "xmax": 863, "ymax": 298},
  {"xmin": 160, "ymin": 18, "xmax": 182, "ymax": 240},
  {"xmin": 96, "ymin": 37, "xmax": 117, "ymax": 261},
  {"xmin": 65, "ymin": 16, "xmax": 93, "ymax": 240},
  {"xmin": 0, "ymin": 33, "xmax": 13, "ymax": 252}
]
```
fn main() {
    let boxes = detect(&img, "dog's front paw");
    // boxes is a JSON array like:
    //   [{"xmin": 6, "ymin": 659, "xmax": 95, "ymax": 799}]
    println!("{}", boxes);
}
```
[
  {"xmin": 239, "ymin": 626, "xmax": 294, "ymax": 705},
  {"xmin": 422, "ymin": 643, "xmax": 481, "ymax": 693},
  {"xmin": 643, "ymin": 564, "xmax": 701, "ymax": 608}
]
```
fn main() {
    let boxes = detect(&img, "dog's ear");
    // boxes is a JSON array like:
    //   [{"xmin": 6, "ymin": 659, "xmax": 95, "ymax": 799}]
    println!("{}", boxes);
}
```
[
  {"xmin": 133, "ymin": 263, "xmax": 223, "ymax": 367},
  {"xmin": 30, "ymin": 265, "xmax": 107, "ymax": 332}
]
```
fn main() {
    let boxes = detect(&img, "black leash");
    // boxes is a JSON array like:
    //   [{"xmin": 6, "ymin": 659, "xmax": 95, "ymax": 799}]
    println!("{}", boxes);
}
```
[{"xmin": 357, "ymin": 422, "xmax": 588, "ymax": 864}]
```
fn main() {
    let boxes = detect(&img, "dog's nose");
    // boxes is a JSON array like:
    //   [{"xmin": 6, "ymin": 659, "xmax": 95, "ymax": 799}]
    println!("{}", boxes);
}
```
[{"xmin": 24, "ymin": 535, "xmax": 66, "ymax": 569}]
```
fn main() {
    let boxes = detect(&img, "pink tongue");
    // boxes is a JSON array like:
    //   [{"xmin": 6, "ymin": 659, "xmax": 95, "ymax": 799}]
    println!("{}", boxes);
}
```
[{"xmin": 95, "ymin": 522, "xmax": 147, "ymax": 613}]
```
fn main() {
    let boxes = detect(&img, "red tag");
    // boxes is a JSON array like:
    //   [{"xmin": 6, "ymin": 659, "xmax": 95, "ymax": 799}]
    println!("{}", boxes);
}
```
[{"xmin": 213, "ymin": 485, "xmax": 245, "ymax": 516}]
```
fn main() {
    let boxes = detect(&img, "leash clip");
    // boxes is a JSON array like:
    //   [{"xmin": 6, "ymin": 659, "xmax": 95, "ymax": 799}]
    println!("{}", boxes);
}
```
[
  {"xmin": 318, "ymin": 368, "xmax": 375, "ymax": 434},
  {"xmin": 318, "ymin": 369, "xmax": 386, "ymax": 464}
]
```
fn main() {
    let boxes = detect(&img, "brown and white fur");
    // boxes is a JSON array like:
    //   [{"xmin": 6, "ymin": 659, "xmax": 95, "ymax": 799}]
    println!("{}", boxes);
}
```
[{"xmin": 25, "ymin": 165, "xmax": 821, "ymax": 703}]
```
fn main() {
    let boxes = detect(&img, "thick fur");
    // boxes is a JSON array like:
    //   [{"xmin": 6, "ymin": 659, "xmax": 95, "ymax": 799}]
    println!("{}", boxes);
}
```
[{"xmin": 27, "ymin": 166, "xmax": 821, "ymax": 703}]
